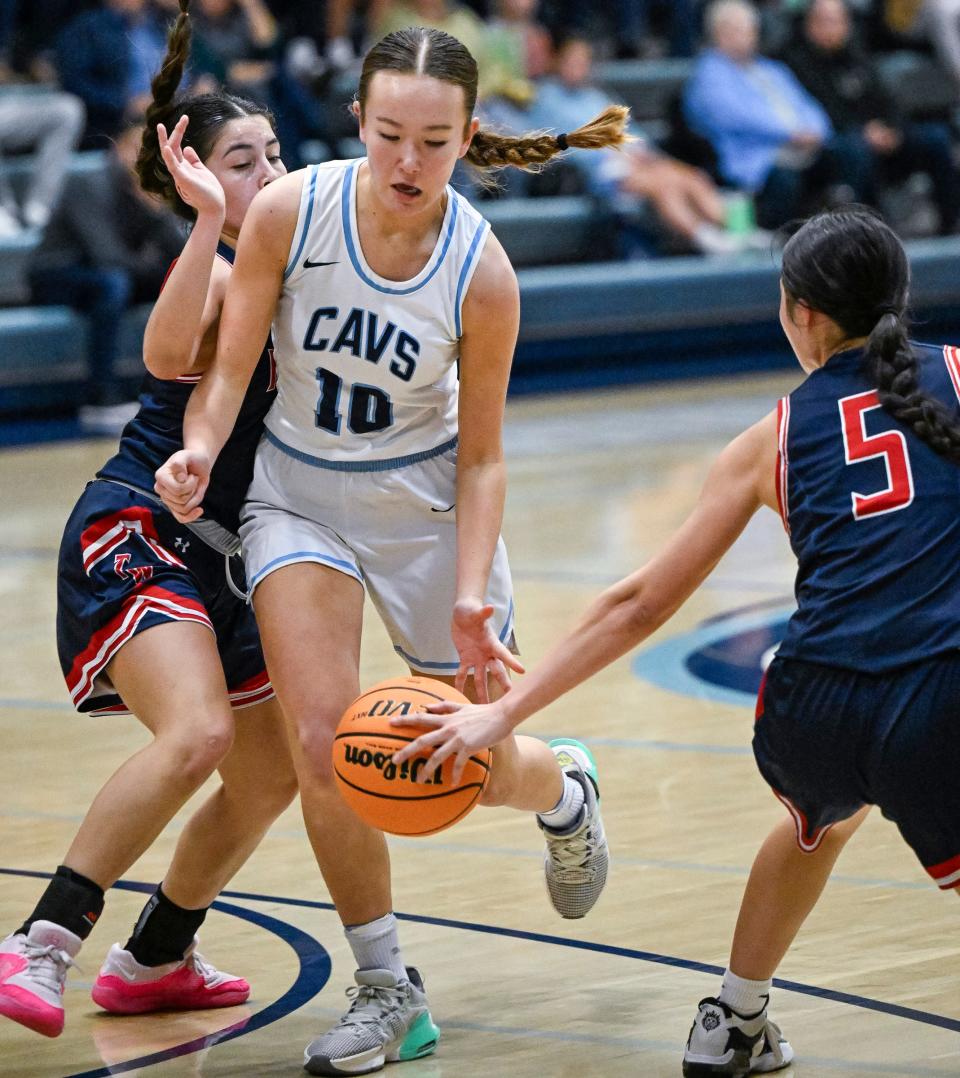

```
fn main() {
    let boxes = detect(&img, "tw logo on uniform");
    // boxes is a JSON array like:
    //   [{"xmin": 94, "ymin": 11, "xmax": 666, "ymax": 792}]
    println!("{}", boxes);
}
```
[{"xmin": 113, "ymin": 552, "xmax": 154, "ymax": 583}]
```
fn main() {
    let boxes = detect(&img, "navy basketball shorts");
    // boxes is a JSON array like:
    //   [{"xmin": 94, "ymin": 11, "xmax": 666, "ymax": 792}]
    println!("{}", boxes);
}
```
[
  {"xmin": 57, "ymin": 480, "xmax": 273, "ymax": 716},
  {"xmin": 754, "ymin": 654, "xmax": 960, "ymax": 890}
]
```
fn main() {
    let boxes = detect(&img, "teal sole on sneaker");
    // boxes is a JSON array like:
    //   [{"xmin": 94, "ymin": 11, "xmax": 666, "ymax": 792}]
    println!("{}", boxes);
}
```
[{"xmin": 396, "ymin": 1012, "xmax": 440, "ymax": 1061}]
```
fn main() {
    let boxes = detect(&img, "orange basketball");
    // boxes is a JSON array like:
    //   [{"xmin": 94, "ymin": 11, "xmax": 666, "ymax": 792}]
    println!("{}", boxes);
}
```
[{"xmin": 332, "ymin": 676, "xmax": 491, "ymax": 836}]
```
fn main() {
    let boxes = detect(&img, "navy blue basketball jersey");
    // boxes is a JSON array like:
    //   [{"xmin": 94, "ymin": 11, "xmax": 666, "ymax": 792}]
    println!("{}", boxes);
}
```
[
  {"xmin": 775, "ymin": 341, "xmax": 960, "ymax": 671},
  {"xmin": 97, "ymin": 241, "xmax": 276, "ymax": 532}
]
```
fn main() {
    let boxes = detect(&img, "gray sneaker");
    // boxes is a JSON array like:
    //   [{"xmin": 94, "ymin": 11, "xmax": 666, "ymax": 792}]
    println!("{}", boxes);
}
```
[
  {"xmin": 683, "ymin": 997, "xmax": 794, "ymax": 1076},
  {"xmin": 540, "ymin": 738, "xmax": 609, "ymax": 918},
  {"xmin": 303, "ymin": 966, "xmax": 439, "ymax": 1076}
]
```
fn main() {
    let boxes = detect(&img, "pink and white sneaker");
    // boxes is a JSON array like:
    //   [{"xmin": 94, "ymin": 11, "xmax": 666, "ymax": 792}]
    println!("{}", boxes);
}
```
[
  {"xmin": 91, "ymin": 938, "xmax": 250, "ymax": 1014},
  {"xmin": 0, "ymin": 920, "xmax": 82, "ymax": 1037}
]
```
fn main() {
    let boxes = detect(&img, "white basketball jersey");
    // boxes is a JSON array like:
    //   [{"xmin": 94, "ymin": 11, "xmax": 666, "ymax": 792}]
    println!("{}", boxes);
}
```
[{"xmin": 266, "ymin": 159, "xmax": 491, "ymax": 463}]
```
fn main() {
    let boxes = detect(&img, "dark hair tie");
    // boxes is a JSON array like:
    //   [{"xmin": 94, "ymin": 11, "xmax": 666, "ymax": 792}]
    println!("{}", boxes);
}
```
[
  {"xmin": 556, "ymin": 132, "xmax": 569, "ymax": 151},
  {"xmin": 876, "ymin": 305, "xmax": 901, "ymax": 319}
]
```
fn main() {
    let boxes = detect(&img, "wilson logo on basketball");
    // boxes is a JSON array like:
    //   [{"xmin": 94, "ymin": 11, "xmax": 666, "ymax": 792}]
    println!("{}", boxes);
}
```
[
  {"xmin": 366, "ymin": 700, "xmax": 415, "ymax": 717},
  {"xmin": 343, "ymin": 744, "xmax": 442, "ymax": 786}
]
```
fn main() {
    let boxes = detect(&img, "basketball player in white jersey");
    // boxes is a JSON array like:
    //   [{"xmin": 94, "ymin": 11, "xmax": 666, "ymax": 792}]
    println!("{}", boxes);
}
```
[{"xmin": 156, "ymin": 27, "xmax": 628, "ymax": 1075}]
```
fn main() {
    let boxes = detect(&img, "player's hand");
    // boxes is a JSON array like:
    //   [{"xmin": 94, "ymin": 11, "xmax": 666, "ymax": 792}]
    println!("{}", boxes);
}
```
[
  {"xmin": 154, "ymin": 449, "xmax": 211, "ymax": 522},
  {"xmin": 390, "ymin": 700, "xmax": 513, "ymax": 785},
  {"xmin": 450, "ymin": 598, "xmax": 525, "ymax": 702},
  {"xmin": 158, "ymin": 116, "xmax": 226, "ymax": 219}
]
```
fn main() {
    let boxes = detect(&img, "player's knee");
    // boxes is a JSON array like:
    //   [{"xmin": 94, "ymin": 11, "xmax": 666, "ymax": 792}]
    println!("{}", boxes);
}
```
[
  {"xmin": 249, "ymin": 766, "xmax": 299, "ymax": 819},
  {"xmin": 292, "ymin": 719, "xmax": 337, "ymax": 785},
  {"xmin": 477, "ymin": 767, "xmax": 517, "ymax": 808},
  {"xmin": 164, "ymin": 718, "xmax": 235, "ymax": 786}
]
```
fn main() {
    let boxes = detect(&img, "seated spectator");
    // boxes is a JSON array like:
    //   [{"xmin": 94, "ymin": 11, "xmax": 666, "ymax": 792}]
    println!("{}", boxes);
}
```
[
  {"xmin": 885, "ymin": 0, "xmax": 960, "ymax": 89},
  {"xmin": 487, "ymin": 34, "xmax": 758, "ymax": 256},
  {"xmin": 0, "ymin": 82, "xmax": 84, "ymax": 235},
  {"xmin": 543, "ymin": 0, "xmax": 701, "ymax": 59},
  {"xmin": 55, "ymin": 0, "xmax": 169, "ymax": 147},
  {"xmin": 191, "ymin": 0, "xmax": 277, "ymax": 100},
  {"xmin": 783, "ymin": 0, "xmax": 959, "ymax": 233},
  {"xmin": 483, "ymin": 0, "xmax": 553, "ymax": 106},
  {"xmin": 375, "ymin": 1, "xmax": 491, "ymax": 89},
  {"xmin": 28, "ymin": 123, "xmax": 184, "ymax": 432},
  {"xmin": 684, "ymin": 0, "xmax": 852, "ymax": 229}
]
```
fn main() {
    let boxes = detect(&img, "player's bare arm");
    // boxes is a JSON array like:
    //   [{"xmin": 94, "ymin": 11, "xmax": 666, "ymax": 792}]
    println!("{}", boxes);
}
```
[
  {"xmin": 392, "ymin": 412, "xmax": 778, "ymax": 775},
  {"xmin": 451, "ymin": 230, "xmax": 524, "ymax": 697},
  {"xmin": 154, "ymin": 172, "xmax": 300, "ymax": 519}
]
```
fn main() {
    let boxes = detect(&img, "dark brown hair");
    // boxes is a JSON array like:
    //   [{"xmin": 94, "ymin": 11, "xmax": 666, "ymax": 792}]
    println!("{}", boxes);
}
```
[
  {"xmin": 135, "ymin": 0, "xmax": 275, "ymax": 220},
  {"xmin": 357, "ymin": 26, "xmax": 630, "ymax": 172},
  {"xmin": 782, "ymin": 207, "xmax": 960, "ymax": 462}
]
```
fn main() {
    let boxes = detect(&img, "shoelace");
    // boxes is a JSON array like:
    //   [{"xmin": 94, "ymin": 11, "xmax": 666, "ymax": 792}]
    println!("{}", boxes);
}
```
[
  {"xmin": 186, "ymin": 951, "xmax": 221, "ymax": 985},
  {"xmin": 546, "ymin": 823, "xmax": 603, "ymax": 881},
  {"xmin": 337, "ymin": 982, "xmax": 408, "ymax": 1037},
  {"xmin": 22, "ymin": 942, "xmax": 76, "ymax": 994}
]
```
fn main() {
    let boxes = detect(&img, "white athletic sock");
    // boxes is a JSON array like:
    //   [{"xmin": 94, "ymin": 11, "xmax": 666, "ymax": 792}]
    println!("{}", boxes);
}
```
[
  {"xmin": 537, "ymin": 773, "xmax": 586, "ymax": 833},
  {"xmin": 719, "ymin": 969, "xmax": 772, "ymax": 1017},
  {"xmin": 344, "ymin": 913, "xmax": 406, "ymax": 981}
]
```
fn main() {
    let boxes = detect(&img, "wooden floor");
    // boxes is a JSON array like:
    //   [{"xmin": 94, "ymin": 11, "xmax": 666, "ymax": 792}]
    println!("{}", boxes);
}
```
[{"xmin": 1, "ymin": 372, "xmax": 958, "ymax": 1077}]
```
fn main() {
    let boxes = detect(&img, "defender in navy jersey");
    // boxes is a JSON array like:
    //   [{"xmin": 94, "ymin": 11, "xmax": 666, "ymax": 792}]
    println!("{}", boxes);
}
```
[
  {"xmin": 62, "ymin": 240, "xmax": 278, "ymax": 715},
  {"xmin": 389, "ymin": 208, "xmax": 960, "ymax": 1077},
  {"xmin": 157, "ymin": 26, "xmax": 630, "ymax": 1076},
  {"xmin": 0, "ymin": 0, "xmax": 296, "ymax": 1043}
]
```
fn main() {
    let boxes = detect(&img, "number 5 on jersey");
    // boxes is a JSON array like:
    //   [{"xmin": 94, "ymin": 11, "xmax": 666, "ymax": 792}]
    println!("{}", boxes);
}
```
[{"xmin": 839, "ymin": 390, "xmax": 915, "ymax": 520}]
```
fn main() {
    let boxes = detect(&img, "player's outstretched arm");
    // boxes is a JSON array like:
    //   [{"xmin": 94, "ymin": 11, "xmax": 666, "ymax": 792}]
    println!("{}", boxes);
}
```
[
  {"xmin": 154, "ymin": 171, "xmax": 300, "ymax": 520},
  {"xmin": 393, "ymin": 412, "xmax": 779, "ymax": 781}
]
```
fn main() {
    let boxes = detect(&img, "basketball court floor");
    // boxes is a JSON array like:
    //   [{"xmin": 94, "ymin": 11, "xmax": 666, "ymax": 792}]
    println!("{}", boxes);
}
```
[{"xmin": 1, "ymin": 371, "xmax": 958, "ymax": 1077}]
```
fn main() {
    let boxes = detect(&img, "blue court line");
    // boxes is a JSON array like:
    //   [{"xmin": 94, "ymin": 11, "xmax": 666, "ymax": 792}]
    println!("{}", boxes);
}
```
[
  {"xmin": 3, "ymin": 868, "xmax": 957, "ymax": 1075},
  {"xmin": 0, "ymin": 870, "xmax": 331, "ymax": 1078},
  {"xmin": 204, "ymin": 887, "xmax": 960, "ymax": 1036}
]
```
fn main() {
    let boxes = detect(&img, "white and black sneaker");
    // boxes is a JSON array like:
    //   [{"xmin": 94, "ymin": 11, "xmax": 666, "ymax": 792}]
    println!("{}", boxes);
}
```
[
  {"xmin": 540, "ymin": 738, "xmax": 609, "ymax": 919},
  {"xmin": 304, "ymin": 966, "xmax": 439, "ymax": 1075},
  {"xmin": 683, "ymin": 996, "xmax": 794, "ymax": 1076}
]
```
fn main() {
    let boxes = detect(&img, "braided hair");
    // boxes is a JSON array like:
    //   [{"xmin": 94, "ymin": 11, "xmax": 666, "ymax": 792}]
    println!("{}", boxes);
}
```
[
  {"xmin": 357, "ymin": 26, "xmax": 630, "ymax": 174},
  {"xmin": 135, "ymin": 0, "xmax": 275, "ymax": 220},
  {"xmin": 781, "ymin": 207, "xmax": 960, "ymax": 463}
]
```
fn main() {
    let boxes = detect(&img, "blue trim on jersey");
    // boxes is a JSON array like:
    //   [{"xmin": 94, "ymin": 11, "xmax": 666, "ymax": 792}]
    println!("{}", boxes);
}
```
[
  {"xmin": 341, "ymin": 160, "xmax": 459, "ymax": 295},
  {"xmin": 250, "ymin": 549, "xmax": 363, "ymax": 589},
  {"xmin": 454, "ymin": 218, "xmax": 489, "ymax": 338},
  {"xmin": 283, "ymin": 165, "xmax": 319, "ymax": 280},
  {"xmin": 264, "ymin": 427, "xmax": 458, "ymax": 471},
  {"xmin": 393, "ymin": 599, "xmax": 515, "ymax": 671}
]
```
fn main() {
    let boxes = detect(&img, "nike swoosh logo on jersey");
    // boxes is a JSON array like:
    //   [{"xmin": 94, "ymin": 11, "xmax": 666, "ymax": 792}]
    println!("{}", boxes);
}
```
[
  {"xmin": 430, "ymin": 503, "xmax": 456, "ymax": 513},
  {"xmin": 303, "ymin": 258, "xmax": 339, "ymax": 268}
]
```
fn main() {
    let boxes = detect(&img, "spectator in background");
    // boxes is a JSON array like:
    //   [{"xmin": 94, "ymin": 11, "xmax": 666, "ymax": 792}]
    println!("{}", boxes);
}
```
[
  {"xmin": 783, "ymin": 0, "xmax": 959, "ymax": 233},
  {"xmin": 684, "ymin": 0, "xmax": 837, "ymax": 228},
  {"xmin": 488, "ymin": 34, "xmax": 751, "ymax": 255},
  {"xmin": 483, "ymin": 0, "xmax": 553, "ymax": 105},
  {"xmin": 55, "ymin": 0, "xmax": 168, "ymax": 146},
  {"xmin": 28, "ymin": 123, "xmax": 184, "ymax": 432},
  {"xmin": 886, "ymin": 0, "xmax": 960, "ymax": 89},
  {"xmin": 541, "ymin": 0, "xmax": 702, "ymax": 59},
  {"xmin": 191, "ymin": 0, "xmax": 277, "ymax": 99},
  {"xmin": 0, "ymin": 81, "xmax": 84, "ymax": 236},
  {"xmin": 375, "ymin": 1, "xmax": 492, "ymax": 89}
]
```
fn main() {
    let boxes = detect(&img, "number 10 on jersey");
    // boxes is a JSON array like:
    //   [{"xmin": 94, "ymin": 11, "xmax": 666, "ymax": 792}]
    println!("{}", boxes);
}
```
[{"xmin": 315, "ymin": 367, "xmax": 394, "ymax": 435}]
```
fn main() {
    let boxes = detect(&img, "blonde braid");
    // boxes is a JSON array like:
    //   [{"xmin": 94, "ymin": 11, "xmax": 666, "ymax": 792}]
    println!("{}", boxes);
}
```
[{"xmin": 465, "ymin": 105, "xmax": 631, "ymax": 172}]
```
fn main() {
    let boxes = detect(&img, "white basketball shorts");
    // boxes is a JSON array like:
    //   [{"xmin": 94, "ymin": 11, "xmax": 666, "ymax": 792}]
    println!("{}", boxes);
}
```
[{"xmin": 239, "ymin": 430, "xmax": 517, "ymax": 673}]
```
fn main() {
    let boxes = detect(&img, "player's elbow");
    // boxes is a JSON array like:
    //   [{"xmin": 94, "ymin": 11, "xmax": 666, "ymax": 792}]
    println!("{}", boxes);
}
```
[{"xmin": 596, "ymin": 584, "xmax": 660, "ymax": 645}]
